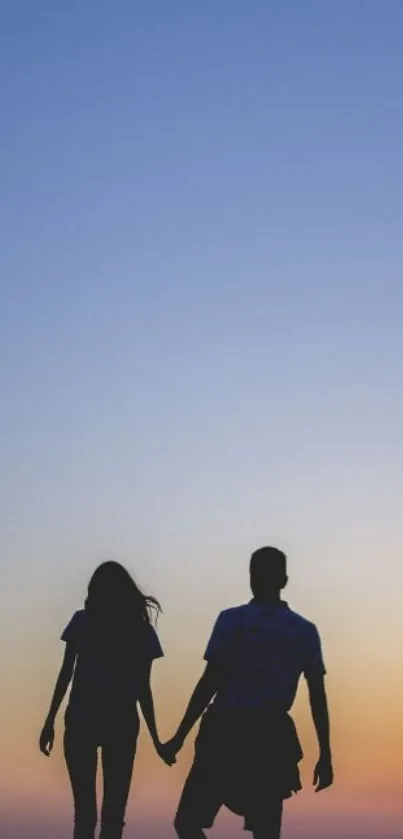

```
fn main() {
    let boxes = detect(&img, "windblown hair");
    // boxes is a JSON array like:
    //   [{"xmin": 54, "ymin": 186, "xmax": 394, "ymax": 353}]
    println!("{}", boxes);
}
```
[{"xmin": 84, "ymin": 561, "xmax": 161, "ymax": 642}]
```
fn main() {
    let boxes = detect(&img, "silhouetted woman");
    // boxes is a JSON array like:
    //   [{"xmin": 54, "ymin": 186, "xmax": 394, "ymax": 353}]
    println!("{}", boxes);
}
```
[{"xmin": 39, "ymin": 561, "xmax": 170, "ymax": 839}]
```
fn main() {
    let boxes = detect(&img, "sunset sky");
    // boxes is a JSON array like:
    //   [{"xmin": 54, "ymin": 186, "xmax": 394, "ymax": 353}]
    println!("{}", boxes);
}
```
[{"xmin": 1, "ymin": 2, "xmax": 403, "ymax": 837}]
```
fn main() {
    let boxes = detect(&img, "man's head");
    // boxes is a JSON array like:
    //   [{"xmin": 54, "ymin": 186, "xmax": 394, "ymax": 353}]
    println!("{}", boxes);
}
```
[{"xmin": 249, "ymin": 546, "xmax": 288, "ymax": 598}]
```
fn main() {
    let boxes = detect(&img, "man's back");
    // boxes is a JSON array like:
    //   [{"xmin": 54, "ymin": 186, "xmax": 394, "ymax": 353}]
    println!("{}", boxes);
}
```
[{"xmin": 205, "ymin": 599, "xmax": 326, "ymax": 712}]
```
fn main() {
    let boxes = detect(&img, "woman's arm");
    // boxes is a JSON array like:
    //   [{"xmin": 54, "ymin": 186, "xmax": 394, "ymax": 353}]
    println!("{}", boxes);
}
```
[
  {"xmin": 46, "ymin": 644, "xmax": 76, "ymax": 722},
  {"xmin": 137, "ymin": 660, "xmax": 160, "ymax": 749},
  {"xmin": 39, "ymin": 644, "xmax": 76, "ymax": 755},
  {"xmin": 137, "ymin": 660, "xmax": 175, "ymax": 766}
]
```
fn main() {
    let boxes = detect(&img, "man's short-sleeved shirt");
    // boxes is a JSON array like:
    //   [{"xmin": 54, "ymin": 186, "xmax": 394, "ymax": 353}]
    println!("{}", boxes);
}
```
[
  {"xmin": 204, "ymin": 600, "xmax": 326, "ymax": 712},
  {"xmin": 62, "ymin": 610, "xmax": 163, "ymax": 719}
]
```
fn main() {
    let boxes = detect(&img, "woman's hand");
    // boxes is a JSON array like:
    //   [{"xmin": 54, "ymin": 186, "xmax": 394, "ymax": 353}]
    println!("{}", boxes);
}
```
[{"xmin": 39, "ymin": 719, "xmax": 55, "ymax": 756}]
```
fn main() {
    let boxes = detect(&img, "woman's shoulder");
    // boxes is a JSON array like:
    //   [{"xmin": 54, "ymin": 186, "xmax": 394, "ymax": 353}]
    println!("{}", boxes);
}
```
[
  {"xmin": 61, "ymin": 609, "xmax": 86, "ymax": 643},
  {"xmin": 69, "ymin": 609, "xmax": 86, "ymax": 627}
]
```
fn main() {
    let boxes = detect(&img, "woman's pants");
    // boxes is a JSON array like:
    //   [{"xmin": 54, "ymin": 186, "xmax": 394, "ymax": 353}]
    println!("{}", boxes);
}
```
[{"xmin": 64, "ymin": 723, "xmax": 138, "ymax": 839}]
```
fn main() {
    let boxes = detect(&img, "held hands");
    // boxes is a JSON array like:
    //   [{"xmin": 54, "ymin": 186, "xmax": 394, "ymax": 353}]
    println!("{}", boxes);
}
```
[
  {"xmin": 39, "ymin": 718, "xmax": 55, "ymax": 756},
  {"xmin": 154, "ymin": 739, "xmax": 177, "ymax": 767},
  {"xmin": 156, "ymin": 734, "xmax": 184, "ymax": 767},
  {"xmin": 313, "ymin": 752, "xmax": 333, "ymax": 792}
]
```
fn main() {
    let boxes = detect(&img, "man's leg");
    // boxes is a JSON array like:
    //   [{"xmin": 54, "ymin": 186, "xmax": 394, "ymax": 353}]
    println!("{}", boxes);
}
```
[
  {"xmin": 251, "ymin": 798, "xmax": 283, "ymax": 839},
  {"xmin": 173, "ymin": 751, "xmax": 220, "ymax": 839},
  {"xmin": 174, "ymin": 811, "xmax": 207, "ymax": 839}
]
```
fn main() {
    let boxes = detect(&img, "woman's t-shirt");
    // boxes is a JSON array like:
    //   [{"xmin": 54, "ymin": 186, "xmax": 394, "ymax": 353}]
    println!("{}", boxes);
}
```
[{"xmin": 61, "ymin": 609, "xmax": 163, "ymax": 730}]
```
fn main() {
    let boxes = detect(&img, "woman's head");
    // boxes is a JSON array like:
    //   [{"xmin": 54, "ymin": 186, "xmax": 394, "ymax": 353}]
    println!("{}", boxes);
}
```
[{"xmin": 85, "ymin": 561, "xmax": 161, "ymax": 626}]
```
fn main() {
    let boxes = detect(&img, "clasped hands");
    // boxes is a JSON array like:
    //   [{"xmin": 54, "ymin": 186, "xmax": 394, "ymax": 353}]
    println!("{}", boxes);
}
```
[{"xmin": 155, "ymin": 733, "xmax": 184, "ymax": 767}]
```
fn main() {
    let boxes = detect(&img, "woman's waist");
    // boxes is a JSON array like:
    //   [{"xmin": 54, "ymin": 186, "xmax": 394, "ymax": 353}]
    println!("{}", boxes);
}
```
[{"xmin": 67, "ymin": 691, "xmax": 140, "ymax": 717}]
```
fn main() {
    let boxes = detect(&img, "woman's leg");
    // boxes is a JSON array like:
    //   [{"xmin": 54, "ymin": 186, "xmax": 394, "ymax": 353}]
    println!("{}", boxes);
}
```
[
  {"xmin": 64, "ymin": 727, "xmax": 98, "ymax": 839},
  {"xmin": 99, "ymin": 733, "xmax": 137, "ymax": 838}
]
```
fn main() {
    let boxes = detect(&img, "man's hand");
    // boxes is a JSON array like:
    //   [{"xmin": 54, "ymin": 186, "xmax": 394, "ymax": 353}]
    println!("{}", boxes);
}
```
[
  {"xmin": 39, "ymin": 719, "xmax": 55, "ymax": 756},
  {"xmin": 313, "ymin": 753, "xmax": 333, "ymax": 791}
]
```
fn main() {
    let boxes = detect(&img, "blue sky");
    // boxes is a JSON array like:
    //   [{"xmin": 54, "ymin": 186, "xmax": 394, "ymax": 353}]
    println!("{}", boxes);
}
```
[
  {"xmin": 1, "ymin": 1, "xmax": 402, "ymax": 589},
  {"xmin": 1, "ymin": 1, "xmax": 402, "ymax": 610}
]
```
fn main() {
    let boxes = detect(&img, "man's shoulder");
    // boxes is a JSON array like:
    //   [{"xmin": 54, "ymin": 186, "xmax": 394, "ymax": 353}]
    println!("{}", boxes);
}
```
[
  {"xmin": 284, "ymin": 606, "xmax": 320, "ymax": 636},
  {"xmin": 216, "ymin": 603, "xmax": 320, "ymax": 637},
  {"xmin": 216, "ymin": 604, "xmax": 249, "ymax": 626}
]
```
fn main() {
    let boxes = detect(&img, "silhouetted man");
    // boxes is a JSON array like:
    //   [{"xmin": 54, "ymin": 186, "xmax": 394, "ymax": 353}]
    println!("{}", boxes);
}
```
[{"xmin": 165, "ymin": 546, "xmax": 333, "ymax": 839}]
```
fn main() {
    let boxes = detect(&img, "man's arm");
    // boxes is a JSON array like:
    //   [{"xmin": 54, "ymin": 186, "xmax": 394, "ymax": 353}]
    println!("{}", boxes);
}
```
[
  {"xmin": 306, "ymin": 673, "xmax": 333, "ymax": 791},
  {"xmin": 165, "ymin": 661, "xmax": 221, "ymax": 756}
]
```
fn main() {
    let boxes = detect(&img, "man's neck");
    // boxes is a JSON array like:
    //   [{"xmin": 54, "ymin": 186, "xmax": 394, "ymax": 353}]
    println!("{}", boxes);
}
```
[{"xmin": 251, "ymin": 592, "xmax": 283, "ymax": 604}]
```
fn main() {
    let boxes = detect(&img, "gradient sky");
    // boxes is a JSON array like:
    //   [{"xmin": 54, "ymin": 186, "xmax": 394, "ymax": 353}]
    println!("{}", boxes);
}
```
[{"xmin": 1, "ymin": 2, "xmax": 403, "ymax": 837}]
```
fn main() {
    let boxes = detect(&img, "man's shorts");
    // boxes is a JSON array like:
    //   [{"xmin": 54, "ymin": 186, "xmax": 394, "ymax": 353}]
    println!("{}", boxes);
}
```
[{"xmin": 175, "ymin": 706, "xmax": 302, "ymax": 833}]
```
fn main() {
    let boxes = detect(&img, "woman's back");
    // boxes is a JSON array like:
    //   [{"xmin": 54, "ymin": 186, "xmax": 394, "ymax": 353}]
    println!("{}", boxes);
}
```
[{"xmin": 62, "ymin": 608, "xmax": 163, "ymax": 733}]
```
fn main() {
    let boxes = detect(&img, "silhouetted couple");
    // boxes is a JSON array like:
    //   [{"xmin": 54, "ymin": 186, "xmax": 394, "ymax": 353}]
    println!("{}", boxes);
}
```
[{"xmin": 39, "ymin": 547, "xmax": 333, "ymax": 839}]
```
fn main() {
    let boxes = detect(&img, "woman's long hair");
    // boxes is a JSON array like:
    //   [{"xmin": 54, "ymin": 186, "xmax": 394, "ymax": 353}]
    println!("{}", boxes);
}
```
[{"xmin": 84, "ymin": 561, "xmax": 161, "ymax": 649}]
